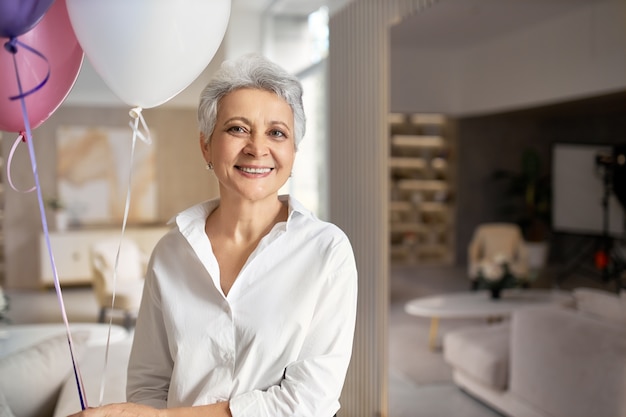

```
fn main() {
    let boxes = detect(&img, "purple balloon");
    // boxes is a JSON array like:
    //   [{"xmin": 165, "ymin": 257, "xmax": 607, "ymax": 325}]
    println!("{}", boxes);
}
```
[{"xmin": 0, "ymin": 0, "xmax": 55, "ymax": 38}]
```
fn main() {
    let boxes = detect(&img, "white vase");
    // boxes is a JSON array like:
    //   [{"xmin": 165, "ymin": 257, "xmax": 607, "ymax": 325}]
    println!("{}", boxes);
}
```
[{"xmin": 55, "ymin": 211, "xmax": 69, "ymax": 231}]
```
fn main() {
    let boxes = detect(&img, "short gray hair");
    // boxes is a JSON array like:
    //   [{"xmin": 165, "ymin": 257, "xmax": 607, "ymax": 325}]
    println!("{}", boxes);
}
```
[{"xmin": 198, "ymin": 53, "xmax": 306, "ymax": 148}]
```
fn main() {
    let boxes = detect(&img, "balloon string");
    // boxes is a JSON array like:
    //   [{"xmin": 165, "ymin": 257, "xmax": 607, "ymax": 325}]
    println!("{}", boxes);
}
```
[
  {"xmin": 128, "ymin": 107, "xmax": 152, "ymax": 145},
  {"xmin": 8, "ymin": 43, "xmax": 88, "ymax": 410},
  {"xmin": 3, "ymin": 38, "xmax": 50, "ymax": 100},
  {"xmin": 6, "ymin": 133, "xmax": 36, "ymax": 193},
  {"xmin": 98, "ymin": 107, "xmax": 149, "ymax": 405}
]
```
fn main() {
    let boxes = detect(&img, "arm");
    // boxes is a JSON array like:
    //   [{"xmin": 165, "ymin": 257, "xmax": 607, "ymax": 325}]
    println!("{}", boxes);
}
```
[
  {"xmin": 125, "ymin": 266, "xmax": 172, "ymax": 408},
  {"xmin": 68, "ymin": 401, "xmax": 232, "ymax": 417}
]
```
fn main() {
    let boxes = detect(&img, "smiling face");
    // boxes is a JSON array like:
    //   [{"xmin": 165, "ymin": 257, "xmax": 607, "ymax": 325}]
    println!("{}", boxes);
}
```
[{"xmin": 201, "ymin": 88, "xmax": 296, "ymax": 204}]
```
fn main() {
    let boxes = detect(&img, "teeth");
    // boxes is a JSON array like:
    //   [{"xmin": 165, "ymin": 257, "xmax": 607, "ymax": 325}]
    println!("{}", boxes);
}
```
[{"xmin": 239, "ymin": 166, "xmax": 272, "ymax": 174}]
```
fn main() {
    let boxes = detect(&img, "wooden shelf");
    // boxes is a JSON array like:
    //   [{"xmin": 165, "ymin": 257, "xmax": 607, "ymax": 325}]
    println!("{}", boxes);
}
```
[
  {"xmin": 420, "ymin": 201, "xmax": 448, "ymax": 213},
  {"xmin": 391, "ymin": 135, "xmax": 445, "ymax": 149},
  {"xmin": 389, "ymin": 201, "xmax": 414, "ymax": 212},
  {"xmin": 388, "ymin": 113, "xmax": 406, "ymax": 126},
  {"xmin": 389, "ymin": 157, "xmax": 427, "ymax": 170},
  {"xmin": 397, "ymin": 179, "xmax": 449, "ymax": 192},
  {"xmin": 409, "ymin": 113, "xmax": 446, "ymax": 125},
  {"xmin": 390, "ymin": 222, "xmax": 426, "ymax": 234}
]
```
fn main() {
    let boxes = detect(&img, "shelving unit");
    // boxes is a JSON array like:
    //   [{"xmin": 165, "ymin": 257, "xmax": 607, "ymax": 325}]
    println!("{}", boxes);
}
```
[{"xmin": 388, "ymin": 113, "xmax": 455, "ymax": 265}]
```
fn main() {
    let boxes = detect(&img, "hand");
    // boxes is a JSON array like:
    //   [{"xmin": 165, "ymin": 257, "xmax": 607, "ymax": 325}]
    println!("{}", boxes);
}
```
[{"xmin": 68, "ymin": 402, "xmax": 162, "ymax": 417}]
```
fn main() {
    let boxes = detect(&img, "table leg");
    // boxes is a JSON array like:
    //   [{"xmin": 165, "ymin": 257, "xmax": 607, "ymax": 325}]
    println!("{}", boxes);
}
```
[{"xmin": 428, "ymin": 317, "xmax": 439, "ymax": 351}]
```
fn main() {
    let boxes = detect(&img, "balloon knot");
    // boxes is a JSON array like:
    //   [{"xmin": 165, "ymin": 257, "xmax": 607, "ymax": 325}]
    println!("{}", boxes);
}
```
[
  {"xmin": 129, "ymin": 107, "xmax": 143, "ymax": 119},
  {"xmin": 3, "ymin": 38, "xmax": 18, "ymax": 54}
]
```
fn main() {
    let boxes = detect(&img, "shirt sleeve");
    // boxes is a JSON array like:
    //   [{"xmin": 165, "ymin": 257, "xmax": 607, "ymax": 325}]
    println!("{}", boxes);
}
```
[
  {"xmin": 126, "ymin": 265, "xmax": 173, "ymax": 409},
  {"xmin": 229, "ymin": 238, "xmax": 358, "ymax": 417}
]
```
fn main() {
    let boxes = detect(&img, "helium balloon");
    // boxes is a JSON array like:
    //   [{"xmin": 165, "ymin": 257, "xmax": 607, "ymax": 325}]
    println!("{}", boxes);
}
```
[
  {"xmin": 66, "ymin": 0, "xmax": 231, "ymax": 108},
  {"xmin": 0, "ymin": 0, "xmax": 55, "ymax": 38},
  {"xmin": 0, "ymin": 0, "xmax": 84, "ymax": 132}
]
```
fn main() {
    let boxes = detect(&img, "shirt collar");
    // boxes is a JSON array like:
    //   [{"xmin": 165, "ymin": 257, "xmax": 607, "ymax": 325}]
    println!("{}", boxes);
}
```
[{"xmin": 170, "ymin": 194, "xmax": 315, "ymax": 233}]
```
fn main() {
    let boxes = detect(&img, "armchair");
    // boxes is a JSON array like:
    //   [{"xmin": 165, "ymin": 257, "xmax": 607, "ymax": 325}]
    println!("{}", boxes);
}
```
[{"xmin": 468, "ymin": 223, "xmax": 529, "ymax": 287}]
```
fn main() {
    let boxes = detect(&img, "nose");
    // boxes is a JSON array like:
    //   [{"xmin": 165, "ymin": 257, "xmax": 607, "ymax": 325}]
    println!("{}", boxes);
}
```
[{"xmin": 243, "ymin": 132, "xmax": 269, "ymax": 157}]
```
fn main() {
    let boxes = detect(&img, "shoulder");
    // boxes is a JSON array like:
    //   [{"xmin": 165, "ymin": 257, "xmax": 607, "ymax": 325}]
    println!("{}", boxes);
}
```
[{"xmin": 287, "ymin": 196, "xmax": 352, "ymax": 248}]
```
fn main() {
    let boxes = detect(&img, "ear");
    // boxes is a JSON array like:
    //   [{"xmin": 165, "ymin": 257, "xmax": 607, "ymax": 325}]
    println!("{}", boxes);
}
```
[{"xmin": 199, "ymin": 132, "xmax": 211, "ymax": 162}]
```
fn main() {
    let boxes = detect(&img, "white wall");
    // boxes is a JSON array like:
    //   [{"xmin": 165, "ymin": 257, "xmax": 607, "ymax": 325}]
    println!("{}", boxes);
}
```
[
  {"xmin": 390, "ymin": 47, "xmax": 456, "ymax": 113},
  {"xmin": 223, "ymin": 8, "xmax": 265, "ymax": 60},
  {"xmin": 391, "ymin": 0, "xmax": 626, "ymax": 116}
]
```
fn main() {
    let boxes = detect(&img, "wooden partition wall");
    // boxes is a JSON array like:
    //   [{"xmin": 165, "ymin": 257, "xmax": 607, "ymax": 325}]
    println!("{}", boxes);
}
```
[{"xmin": 328, "ymin": 1, "xmax": 437, "ymax": 416}]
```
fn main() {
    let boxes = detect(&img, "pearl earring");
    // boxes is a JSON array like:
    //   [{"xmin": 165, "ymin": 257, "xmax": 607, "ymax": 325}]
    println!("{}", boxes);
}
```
[{"xmin": 206, "ymin": 162, "xmax": 213, "ymax": 170}]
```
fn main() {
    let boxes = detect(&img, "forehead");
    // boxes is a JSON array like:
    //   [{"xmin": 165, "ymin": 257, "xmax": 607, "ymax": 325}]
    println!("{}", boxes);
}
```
[{"xmin": 217, "ymin": 88, "xmax": 293, "ymax": 120}]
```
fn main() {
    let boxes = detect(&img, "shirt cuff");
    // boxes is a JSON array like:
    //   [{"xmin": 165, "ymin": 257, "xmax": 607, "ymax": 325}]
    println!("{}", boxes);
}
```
[{"xmin": 229, "ymin": 391, "xmax": 267, "ymax": 417}]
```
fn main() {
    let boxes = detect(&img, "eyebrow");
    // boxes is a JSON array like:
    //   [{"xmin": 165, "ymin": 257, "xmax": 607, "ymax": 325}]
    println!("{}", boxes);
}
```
[
  {"xmin": 223, "ymin": 116, "xmax": 250, "ymax": 126},
  {"xmin": 223, "ymin": 117, "xmax": 292, "ymax": 133}
]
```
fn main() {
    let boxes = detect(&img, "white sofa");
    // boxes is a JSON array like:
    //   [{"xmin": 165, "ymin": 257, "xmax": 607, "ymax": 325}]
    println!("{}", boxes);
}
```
[
  {"xmin": 443, "ymin": 287, "xmax": 626, "ymax": 417},
  {"xmin": 0, "ymin": 323, "xmax": 132, "ymax": 417}
]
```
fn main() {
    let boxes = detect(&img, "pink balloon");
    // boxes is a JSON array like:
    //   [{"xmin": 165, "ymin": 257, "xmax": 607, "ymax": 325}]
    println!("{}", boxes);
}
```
[{"xmin": 0, "ymin": 0, "xmax": 83, "ymax": 133}]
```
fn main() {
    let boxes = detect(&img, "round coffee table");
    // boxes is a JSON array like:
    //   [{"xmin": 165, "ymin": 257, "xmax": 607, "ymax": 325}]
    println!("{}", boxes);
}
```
[{"xmin": 404, "ymin": 289, "xmax": 573, "ymax": 350}]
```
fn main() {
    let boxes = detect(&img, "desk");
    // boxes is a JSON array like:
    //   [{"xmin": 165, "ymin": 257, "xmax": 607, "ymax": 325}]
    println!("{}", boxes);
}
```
[
  {"xmin": 405, "ymin": 289, "xmax": 573, "ymax": 350},
  {"xmin": 39, "ymin": 227, "xmax": 170, "ymax": 286}
]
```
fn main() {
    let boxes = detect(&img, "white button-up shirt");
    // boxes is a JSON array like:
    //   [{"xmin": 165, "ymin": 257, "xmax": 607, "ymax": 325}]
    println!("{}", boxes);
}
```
[{"xmin": 127, "ymin": 196, "xmax": 358, "ymax": 417}]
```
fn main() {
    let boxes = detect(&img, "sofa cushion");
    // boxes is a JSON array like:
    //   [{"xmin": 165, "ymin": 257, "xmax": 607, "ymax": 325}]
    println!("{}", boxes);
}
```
[
  {"xmin": 53, "ymin": 339, "xmax": 133, "ymax": 417},
  {"xmin": 443, "ymin": 323, "xmax": 510, "ymax": 390},
  {"xmin": 0, "ymin": 389, "xmax": 15, "ymax": 417},
  {"xmin": 0, "ymin": 331, "xmax": 89, "ymax": 417},
  {"xmin": 573, "ymin": 287, "xmax": 626, "ymax": 326},
  {"xmin": 510, "ymin": 305, "xmax": 626, "ymax": 417}
]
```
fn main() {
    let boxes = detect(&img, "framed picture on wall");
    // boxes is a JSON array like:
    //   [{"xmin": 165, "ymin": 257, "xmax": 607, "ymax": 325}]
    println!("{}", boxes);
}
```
[{"xmin": 56, "ymin": 125, "xmax": 157, "ymax": 227}]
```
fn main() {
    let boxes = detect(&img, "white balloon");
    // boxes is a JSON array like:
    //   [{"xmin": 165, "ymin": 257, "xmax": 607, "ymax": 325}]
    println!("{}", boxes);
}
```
[{"xmin": 66, "ymin": 0, "xmax": 230, "ymax": 108}]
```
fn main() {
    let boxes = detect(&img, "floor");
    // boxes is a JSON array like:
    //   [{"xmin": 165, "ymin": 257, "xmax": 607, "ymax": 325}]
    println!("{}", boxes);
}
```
[
  {"xmin": 6, "ymin": 262, "xmax": 608, "ymax": 417},
  {"xmin": 388, "ymin": 264, "xmax": 505, "ymax": 417}
]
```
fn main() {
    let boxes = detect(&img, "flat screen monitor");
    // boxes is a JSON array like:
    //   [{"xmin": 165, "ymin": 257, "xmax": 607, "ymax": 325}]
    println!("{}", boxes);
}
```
[{"xmin": 552, "ymin": 143, "xmax": 625, "ymax": 237}]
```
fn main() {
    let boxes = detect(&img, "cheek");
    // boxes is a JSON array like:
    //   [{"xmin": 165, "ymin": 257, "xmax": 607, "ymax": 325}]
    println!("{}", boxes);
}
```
[{"xmin": 281, "ymin": 150, "xmax": 296, "ymax": 169}]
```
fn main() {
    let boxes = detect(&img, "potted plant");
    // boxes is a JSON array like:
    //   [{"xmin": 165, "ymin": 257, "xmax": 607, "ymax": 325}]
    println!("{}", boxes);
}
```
[
  {"xmin": 492, "ymin": 148, "xmax": 552, "ymax": 275},
  {"xmin": 473, "ymin": 253, "xmax": 528, "ymax": 299}
]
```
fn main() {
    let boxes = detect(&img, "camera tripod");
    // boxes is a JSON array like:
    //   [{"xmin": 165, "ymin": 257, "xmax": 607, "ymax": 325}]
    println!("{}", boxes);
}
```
[{"xmin": 556, "ymin": 155, "xmax": 626, "ymax": 291}]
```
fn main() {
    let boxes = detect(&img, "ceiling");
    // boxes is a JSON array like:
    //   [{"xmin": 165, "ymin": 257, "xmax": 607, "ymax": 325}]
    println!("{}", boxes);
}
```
[
  {"xmin": 234, "ymin": 0, "xmax": 601, "ymax": 48},
  {"xmin": 389, "ymin": 0, "xmax": 596, "ymax": 48},
  {"xmin": 233, "ymin": 0, "xmax": 349, "ymax": 16}
]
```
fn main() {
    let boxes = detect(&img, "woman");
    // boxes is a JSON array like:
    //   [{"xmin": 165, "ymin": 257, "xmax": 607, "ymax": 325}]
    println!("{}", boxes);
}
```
[{"xmin": 71, "ymin": 54, "xmax": 358, "ymax": 417}]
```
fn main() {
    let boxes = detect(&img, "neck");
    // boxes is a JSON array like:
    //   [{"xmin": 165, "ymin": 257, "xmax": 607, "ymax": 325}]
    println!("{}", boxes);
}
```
[{"xmin": 206, "ymin": 195, "xmax": 288, "ymax": 243}]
